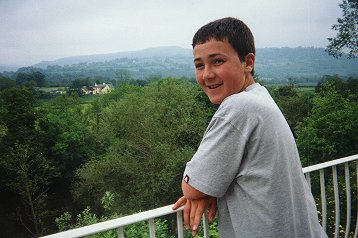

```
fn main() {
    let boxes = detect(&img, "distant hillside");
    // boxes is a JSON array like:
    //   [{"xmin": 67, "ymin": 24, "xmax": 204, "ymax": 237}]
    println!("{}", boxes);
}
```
[
  {"xmin": 2, "ymin": 46, "xmax": 357, "ymax": 84},
  {"xmin": 34, "ymin": 46, "xmax": 191, "ymax": 68},
  {"xmin": 0, "ymin": 64, "xmax": 25, "ymax": 72},
  {"xmin": 255, "ymin": 47, "xmax": 358, "ymax": 82}
]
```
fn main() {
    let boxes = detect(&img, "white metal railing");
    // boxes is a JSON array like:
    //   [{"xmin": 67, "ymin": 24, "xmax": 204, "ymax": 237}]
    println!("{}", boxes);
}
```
[
  {"xmin": 303, "ymin": 154, "xmax": 358, "ymax": 238},
  {"xmin": 41, "ymin": 154, "xmax": 358, "ymax": 238}
]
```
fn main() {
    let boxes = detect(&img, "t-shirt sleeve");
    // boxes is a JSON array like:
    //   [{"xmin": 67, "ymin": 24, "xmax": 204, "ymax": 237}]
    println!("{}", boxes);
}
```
[{"xmin": 183, "ymin": 116, "xmax": 250, "ymax": 198}]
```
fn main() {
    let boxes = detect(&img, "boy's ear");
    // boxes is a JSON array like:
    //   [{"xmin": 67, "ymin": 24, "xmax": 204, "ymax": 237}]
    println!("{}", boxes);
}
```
[{"xmin": 244, "ymin": 53, "xmax": 255, "ymax": 73}]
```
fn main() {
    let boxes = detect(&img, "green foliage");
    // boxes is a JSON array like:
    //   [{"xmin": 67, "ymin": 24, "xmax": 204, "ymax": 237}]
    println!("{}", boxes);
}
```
[
  {"xmin": 0, "ymin": 124, "xmax": 7, "ymax": 140},
  {"xmin": 326, "ymin": 0, "xmax": 358, "ymax": 58},
  {"xmin": 296, "ymin": 77, "xmax": 358, "ymax": 166},
  {"xmin": 0, "ymin": 87, "xmax": 60, "ymax": 236},
  {"xmin": 68, "ymin": 77, "xmax": 91, "ymax": 96},
  {"xmin": 269, "ymin": 84, "xmax": 313, "ymax": 132},
  {"xmin": 0, "ymin": 142, "xmax": 58, "ymax": 236},
  {"xmin": 316, "ymin": 75, "xmax": 358, "ymax": 99},
  {"xmin": 73, "ymin": 78, "xmax": 210, "ymax": 214},
  {"xmin": 208, "ymin": 221, "xmax": 220, "ymax": 238},
  {"xmin": 101, "ymin": 191, "xmax": 115, "ymax": 212},
  {"xmin": 16, "ymin": 71, "xmax": 47, "ymax": 87},
  {"xmin": 42, "ymin": 94, "xmax": 100, "ymax": 187},
  {"xmin": 1, "ymin": 74, "xmax": 356, "ymax": 237},
  {"xmin": 0, "ymin": 87, "xmax": 36, "ymax": 139},
  {"xmin": 191, "ymin": 219, "xmax": 219, "ymax": 238},
  {"xmin": 0, "ymin": 76, "xmax": 16, "ymax": 90},
  {"xmin": 56, "ymin": 192, "xmax": 174, "ymax": 238},
  {"xmin": 55, "ymin": 212, "xmax": 72, "ymax": 232}
]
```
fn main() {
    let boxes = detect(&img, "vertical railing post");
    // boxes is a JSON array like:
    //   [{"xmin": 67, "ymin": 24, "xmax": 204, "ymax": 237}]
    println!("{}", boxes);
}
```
[
  {"xmin": 202, "ymin": 211, "xmax": 209, "ymax": 238},
  {"xmin": 354, "ymin": 161, "xmax": 358, "ymax": 238},
  {"xmin": 319, "ymin": 169, "xmax": 327, "ymax": 231},
  {"xmin": 117, "ymin": 226, "xmax": 125, "ymax": 238},
  {"xmin": 148, "ymin": 218, "xmax": 155, "ymax": 238},
  {"xmin": 305, "ymin": 172, "xmax": 311, "ymax": 190},
  {"xmin": 344, "ymin": 163, "xmax": 351, "ymax": 238},
  {"xmin": 332, "ymin": 165, "xmax": 340, "ymax": 238},
  {"xmin": 176, "ymin": 210, "xmax": 184, "ymax": 238}
]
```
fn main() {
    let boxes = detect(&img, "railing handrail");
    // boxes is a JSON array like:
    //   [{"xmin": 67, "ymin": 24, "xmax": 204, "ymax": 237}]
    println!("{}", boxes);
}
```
[
  {"xmin": 302, "ymin": 154, "xmax": 358, "ymax": 173},
  {"xmin": 41, "ymin": 205, "xmax": 184, "ymax": 238},
  {"xmin": 40, "ymin": 154, "xmax": 358, "ymax": 238}
]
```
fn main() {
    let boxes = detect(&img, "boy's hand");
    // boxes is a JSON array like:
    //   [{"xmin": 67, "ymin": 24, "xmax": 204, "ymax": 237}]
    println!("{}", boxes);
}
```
[
  {"xmin": 188, "ymin": 196, "xmax": 217, "ymax": 236},
  {"xmin": 173, "ymin": 196, "xmax": 192, "ymax": 230},
  {"xmin": 173, "ymin": 196, "xmax": 217, "ymax": 237}
]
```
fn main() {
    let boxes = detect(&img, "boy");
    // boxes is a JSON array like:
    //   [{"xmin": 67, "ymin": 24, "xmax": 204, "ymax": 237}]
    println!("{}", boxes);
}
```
[{"xmin": 173, "ymin": 17, "xmax": 327, "ymax": 238}]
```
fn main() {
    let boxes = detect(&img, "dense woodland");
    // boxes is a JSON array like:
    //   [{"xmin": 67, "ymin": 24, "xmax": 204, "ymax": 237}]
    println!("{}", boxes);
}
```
[{"xmin": 0, "ymin": 71, "xmax": 357, "ymax": 237}]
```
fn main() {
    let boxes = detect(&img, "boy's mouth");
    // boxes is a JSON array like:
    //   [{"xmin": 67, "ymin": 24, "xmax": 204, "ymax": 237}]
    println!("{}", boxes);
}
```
[{"xmin": 208, "ymin": 82, "xmax": 223, "ymax": 89}]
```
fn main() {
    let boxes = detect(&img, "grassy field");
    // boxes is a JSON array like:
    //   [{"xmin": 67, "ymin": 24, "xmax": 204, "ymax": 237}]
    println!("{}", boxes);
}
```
[
  {"xmin": 37, "ymin": 87, "xmax": 67, "ymax": 92},
  {"xmin": 266, "ymin": 84, "xmax": 316, "ymax": 93},
  {"xmin": 298, "ymin": 86, "xmax": 316, "ymax": 93},
  {"xmin": 36, "ymin": 89, "xmax": 101, "ymax": 107}
]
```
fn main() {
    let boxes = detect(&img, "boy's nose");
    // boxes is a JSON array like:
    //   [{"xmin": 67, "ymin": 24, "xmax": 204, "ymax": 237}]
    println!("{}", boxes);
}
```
[{"xmin": 203, "ymin": 67, "xmax": 215, "ymax": 80}]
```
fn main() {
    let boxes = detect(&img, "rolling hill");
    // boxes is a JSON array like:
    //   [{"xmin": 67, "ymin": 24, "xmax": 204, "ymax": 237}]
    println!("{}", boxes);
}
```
[{"xmin": 2, "ymin": 46, "xmax": 357, "ymax": 84}]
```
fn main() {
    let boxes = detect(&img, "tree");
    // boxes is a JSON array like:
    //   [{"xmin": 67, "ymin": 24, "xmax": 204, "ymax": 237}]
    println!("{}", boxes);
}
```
[
  {"xmin": 46, "ymin": 93, "xmax": 97, "ymax": 180},
  {"xmin": 0, "ymin": 88, "xmax": 58, "ymax": 236},
  {"xmin": 33, "ymin": 71, "xmax": 46, "ymax": 87},
  {"xmin": 0, "ymin": 87, "xmax": 36, "ymax": 142},
  {"xmin": 316, "ymin": 75, "xmax": 358, "ymax": 99},
  {"xmin": 115, "ymin": 69, "xmax": 132, "ymax": 82},
  {"xmin": 73, "ymin": 78, "xmax": 210, "ymax": 214},
  {"xmin": 326, "ymin": 0, "xmax": 358, "ymax": 58},
  {"xmin": 269, "ymin": 84, "xmax": 313, "ymax": 132},
  {"xmin": 68, "ymin": 78, "xmax": 91, "ymax": 96},
  {"xmin": 296, "ymin": 79, "xmax": 358, "ymax": 166},
  {"xmin": 15, "ymin": 71, "xmax": 46, "ymax": 87},
  {"xmin": 1, "ymin": 143, "xmax": 58, "ymax": 237},
  {"xmin": 0, "ymin": 76, "xmax": 16, "ymax": 90}
]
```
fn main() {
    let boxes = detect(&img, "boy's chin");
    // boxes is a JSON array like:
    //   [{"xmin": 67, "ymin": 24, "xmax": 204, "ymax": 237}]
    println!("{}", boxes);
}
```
[{"xmin": 208, "ymin": 97, "xmax": 223, "ymax": 105}]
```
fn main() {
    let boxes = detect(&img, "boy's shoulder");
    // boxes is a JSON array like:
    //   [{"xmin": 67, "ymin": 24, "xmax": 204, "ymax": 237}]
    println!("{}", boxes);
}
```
[
  {"xmin": 215, "ymin": 84, "xmax": 277, "ymax": 121},
  {"xmin": 220, "ymin": 83, "xmax": 268, "ymax": 109}
]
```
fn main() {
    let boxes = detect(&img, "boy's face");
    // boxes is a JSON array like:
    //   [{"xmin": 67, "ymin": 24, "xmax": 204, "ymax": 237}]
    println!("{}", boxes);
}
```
[{"xmin": 193, "ymin": 39, "xmax": 254, "ymax": 104}]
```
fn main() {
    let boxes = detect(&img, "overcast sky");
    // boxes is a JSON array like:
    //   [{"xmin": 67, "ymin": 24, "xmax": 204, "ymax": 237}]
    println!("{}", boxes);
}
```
[{"xmin": 0, "ymin": 0, "xmax": 343, "ymax": 66}]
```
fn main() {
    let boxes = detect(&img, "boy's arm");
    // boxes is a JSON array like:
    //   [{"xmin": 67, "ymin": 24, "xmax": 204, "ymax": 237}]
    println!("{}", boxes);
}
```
[{"xmin": 182, "ymin": 179, "xmax": 207, "ymax": 199}]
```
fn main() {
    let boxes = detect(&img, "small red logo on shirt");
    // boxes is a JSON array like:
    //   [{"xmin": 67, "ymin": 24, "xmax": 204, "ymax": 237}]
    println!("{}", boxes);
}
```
[{"xmin": 184, "ymin": 174, "xmax": 190, "ymax": 183}]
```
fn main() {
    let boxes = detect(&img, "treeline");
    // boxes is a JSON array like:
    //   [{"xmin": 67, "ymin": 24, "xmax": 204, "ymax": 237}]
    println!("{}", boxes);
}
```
[
  {"xmin": 0, "ymin": 75, "xmax": 357, "ymax": 237},
  {"xmin": 1, "ymin": 69, "xmax": 116, "ymax": 90},
  {"xmin": 0, "ymin": 55, "xmax": 195, "ymax": 86},
  {"xmin": 0, "ymin": 68, "xmax": 173, "ymax": 96},
  {"xmin": 1, "ymin": 47, "xmax": 357, "ymax": 87}
]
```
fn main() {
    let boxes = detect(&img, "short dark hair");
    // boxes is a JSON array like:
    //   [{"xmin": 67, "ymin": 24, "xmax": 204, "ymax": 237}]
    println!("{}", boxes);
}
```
[{"xmin": 192, "ymin": 17, "xmax": 255, "ymax": 75}]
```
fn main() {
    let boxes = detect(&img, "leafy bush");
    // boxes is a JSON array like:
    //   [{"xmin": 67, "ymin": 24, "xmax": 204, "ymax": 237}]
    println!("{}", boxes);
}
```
[{"xmin": 55, "ymin": 191, "xmax": 175, "ymax": 238}]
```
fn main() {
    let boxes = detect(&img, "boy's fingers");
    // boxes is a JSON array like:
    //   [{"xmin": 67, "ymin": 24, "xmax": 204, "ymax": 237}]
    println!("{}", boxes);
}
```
[
  {"xmin": 183, "ymin": 200, "xmax": 191, "ymax": 230},
  {"xmin": 172, "ymin": 196, "xmax": 186, "ymax": 210},
  {"xmin": 193, "ymin": 204, "xmax": 205, "ymax": 231},
  {"xmin": 208, "ymin": 199, "xmax": 217, "ymax": 222},
  {"xmin": 189, "ymin": 201, "xmax": 197, "ymax": 227}
]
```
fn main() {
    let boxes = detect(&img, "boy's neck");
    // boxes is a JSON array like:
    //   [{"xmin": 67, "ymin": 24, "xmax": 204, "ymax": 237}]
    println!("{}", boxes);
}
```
[{"xmin": 243, "ymin": 75, "xmax": 255, "ymax": 89}]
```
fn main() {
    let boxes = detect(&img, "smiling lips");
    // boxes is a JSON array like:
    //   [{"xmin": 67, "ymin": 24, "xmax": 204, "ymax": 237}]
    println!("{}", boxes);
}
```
[{"xmin": 207, "ymin": 82, "xmax": 224, "ymax": 89}]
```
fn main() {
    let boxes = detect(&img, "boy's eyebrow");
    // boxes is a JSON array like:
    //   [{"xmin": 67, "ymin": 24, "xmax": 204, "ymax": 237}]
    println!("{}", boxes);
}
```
[{"xmin": 194, "ymin": 53, "xmax": 224, "ymax": 62}]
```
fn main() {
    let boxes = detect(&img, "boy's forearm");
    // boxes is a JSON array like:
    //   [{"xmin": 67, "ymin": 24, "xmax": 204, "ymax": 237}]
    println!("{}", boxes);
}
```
[{"xmin": 181, "ymin": 179, "xmax": 208, "ymax": 200}]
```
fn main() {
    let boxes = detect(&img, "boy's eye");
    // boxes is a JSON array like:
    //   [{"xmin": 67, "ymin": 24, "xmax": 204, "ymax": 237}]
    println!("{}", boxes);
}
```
[
  {"xmin": 195, "ymin": 63, "xmax": 204, "ymax": 70},
  {"xmin": 213, "ymin": 58, "xmax": 224, "ymax": 65}
]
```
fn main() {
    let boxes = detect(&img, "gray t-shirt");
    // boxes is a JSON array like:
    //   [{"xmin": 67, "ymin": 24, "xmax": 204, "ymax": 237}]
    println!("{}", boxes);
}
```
[{"xmin": 184, "ymin": 83, "xmax": 327, "ymax": 238}]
